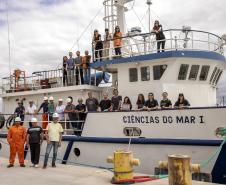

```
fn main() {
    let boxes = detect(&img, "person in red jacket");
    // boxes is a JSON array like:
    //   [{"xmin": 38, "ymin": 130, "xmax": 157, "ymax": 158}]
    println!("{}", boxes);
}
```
[{"xmin": 7, "ymin": 117, "xmax": 27, "ymax": 167}]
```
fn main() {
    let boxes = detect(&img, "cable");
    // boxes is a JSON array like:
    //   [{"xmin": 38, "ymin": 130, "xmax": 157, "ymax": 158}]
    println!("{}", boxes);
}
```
[
  {"xmin": 150, "ymin": 8, "xmax": 170, "ymax": 29},
  {"xmin": 132, "ymin": 8, "xmax": 148, "ymax": 33},
  {"xmin": 69, "ymin": 5, "xmax": 104, "ymax": 51},
  {"xmin": 6, "ymin": 0, "xmax": 12, "ymax": 78}
]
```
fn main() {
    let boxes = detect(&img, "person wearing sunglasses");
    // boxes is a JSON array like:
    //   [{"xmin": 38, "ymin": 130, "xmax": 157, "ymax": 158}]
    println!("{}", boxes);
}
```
[{"xmin": 152, "ymin": 20, "xmax": 166, "ymax": 53}]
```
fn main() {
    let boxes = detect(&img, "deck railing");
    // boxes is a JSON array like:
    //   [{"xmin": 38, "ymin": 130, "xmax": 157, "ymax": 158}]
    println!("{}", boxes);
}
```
[{"xmin": 93, "ymin": 29, "xmax": 224, "ymax": 61}]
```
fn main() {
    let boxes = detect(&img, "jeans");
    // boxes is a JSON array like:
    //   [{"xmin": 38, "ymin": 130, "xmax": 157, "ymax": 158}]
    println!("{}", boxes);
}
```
[
  {"xmin": 67, "ymin": 69, "xmax": 74, "ymax": 85},
  {"xmin": 83, "ymin": 68, "xmax": 90, "ymax": 84},
  {"xmin": 157, "ymin": 40, "xmax": 165, "ymax": 52},
  {"xmin": 43, "ymin": 141, "xmax": 59, "ymax": 166},
  {"xmin": 30, "ymin": 143, "xmax": 41, "ymax": 165}
]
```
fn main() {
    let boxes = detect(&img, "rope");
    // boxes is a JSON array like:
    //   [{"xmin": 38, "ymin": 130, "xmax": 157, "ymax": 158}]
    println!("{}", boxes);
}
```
[
  {"xmin": 200, "ymin": 137, "xmax": 226, "ymax": 168},
  {"xmin": 132, "ymin": 8, "xmax": 148, "ymax": 33}
]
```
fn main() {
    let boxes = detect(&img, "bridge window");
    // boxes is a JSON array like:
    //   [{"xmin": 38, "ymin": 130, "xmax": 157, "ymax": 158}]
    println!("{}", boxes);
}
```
[
  {"xmin": 199, "ymin": 65, "xmax": 210, "ymax": 81},
  {"xmin": 209, "ymin": 67, "xmax": 217, "ymax": 83},
  {"xmin": 178, "ymin": 64, "xmax": 189, "ymax": 80},
  {"xmin": 129, "ymin": 68, "xmax": 138, "ymax": 82},
  {"xmin": 141, "ymin": 66, "xmax": 150, "ymax": 81},
  {"xmin": 153, "ymin": 65, "xmax": 167, "ymax": 80},
  {"xmin": 212, "ymin": 69, "xmax": 221, "ymax": 84},
  {"xmin": 189, "ymin": 65, "xmax": 200, "ymax": 80},
  {"xmin": 215, "ymin": 70, "xmax": 223, "ymax": 85}
]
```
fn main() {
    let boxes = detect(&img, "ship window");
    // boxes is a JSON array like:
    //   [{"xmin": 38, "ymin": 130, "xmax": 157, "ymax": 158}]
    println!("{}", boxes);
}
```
[
  {"xmin": 212, "ymin": 69, "xmax": 221, "ymax": 84},
  {"xmin": 199, "ymin": 65, "xmax": 210, "ymax": 81},
  {"xmin": 129, "ymin": 68, "xmax": 138, "ymax": 82},
  {"xmin": 209, "ymin": 67, "xmax": 217, "ymax": 83},
  {"xmin": 123, "ymin": 127, "xmax": 142, "ymax": 137},
  {"xmin": 215, "ymin": 70, "xmax": 223, "ymax": 85},
  {"xmin": 189, "ymin": 65, "xmax": 200, "ymax": 80},
  {"xmin": 153, "ymin": 65, "xmax": 167, "ymax": 80},
  {"xmin": 178, "ymin": 64, "xmax": 189, "ymax": 80},
  {"xmin": 141, "ymin": 66, "xmax": 150, "ymax": 81}
]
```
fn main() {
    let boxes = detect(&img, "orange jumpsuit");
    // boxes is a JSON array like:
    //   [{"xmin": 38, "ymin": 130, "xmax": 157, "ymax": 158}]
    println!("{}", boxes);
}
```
[{"xmin": 7, "ymin": 125, "xmax": 26, "ymax": 165}]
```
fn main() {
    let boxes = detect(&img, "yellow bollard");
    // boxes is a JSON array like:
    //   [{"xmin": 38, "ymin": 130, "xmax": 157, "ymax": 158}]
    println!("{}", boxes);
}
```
[
  {"xmin": 159, "ymin": 154, "xmax": 200, "ymax": 185},
  {"xmin": 107, "ymin": 150, "xmax": 140, "ymax": 183}
]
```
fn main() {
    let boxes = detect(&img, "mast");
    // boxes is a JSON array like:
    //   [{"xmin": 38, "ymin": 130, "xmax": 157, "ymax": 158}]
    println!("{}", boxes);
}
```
[
  {"xmin": 146, "ymin": 0, "xmax": 152, "ymax": 33},
  {"xmin": 6, "ymin": 0, "xmax": 11, "ymax": 78}
]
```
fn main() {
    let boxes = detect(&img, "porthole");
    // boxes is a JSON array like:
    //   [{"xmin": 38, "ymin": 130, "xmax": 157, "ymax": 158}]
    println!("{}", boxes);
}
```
[{"xmin": 74, "ymin": 148, "xmax": 81, "ymax": 157}]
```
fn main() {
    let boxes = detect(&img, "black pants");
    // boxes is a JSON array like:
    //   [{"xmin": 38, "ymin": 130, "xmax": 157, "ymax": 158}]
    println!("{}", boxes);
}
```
[
  {"xmin": 63, "ymin": 71, "xmax": 68, "ymax": 86},
  {"xmin": 115, "ymin": 47, "xmax": 122, "ymax": 56},
  {"xmin": 30, "ymin": 143, "xmax": 41, "ymax": 165},
  {"xmin": 157, "ymin": 40, "xmax": 165, "ymax": 52},
  {"xmin": 95, "ymin": 49, "xmax": 102, "ymax": 61}
]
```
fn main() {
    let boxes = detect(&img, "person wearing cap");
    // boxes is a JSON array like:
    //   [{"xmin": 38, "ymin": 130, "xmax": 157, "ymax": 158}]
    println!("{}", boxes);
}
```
[
  {"xmin": 144, "ymin": 93, "xmax": 159, "ymax": 111},
  {"xmin": 14, "ymin": 101, "xmax": 25, "ymax": 125},
  {"xmin": 64, "ymin": 98, "xmax": 76, "ymax": 132},
  {"xmin": 75, "ymin": 98, "xmax": 86, "ymax": 136},
  {"xmin": 160, "ymin": 92, "xmax": 172, "ymax": 109},
  {"xmin": 174, "ymin": 93, "xmax": 190, "ymax": 109},
  {"xmin": 37, "ymin": 97, "xmax": 49, "ymax": 129},
  {"xmin": 48, "ymin": 96, "xmax": 55, "ymax": 122},
  {"xmin": 103, "ymin": 28, "xmax": 112, "ymax": 60},
  {"xmin": 7, "ymin": 117, "xmax": 26, "ymax": 168},
  {"xmin": 55, "ymin": 99, "xmax": 66, "ymax": 122},
  {"xmin": 43, "ymin": 113, "xmax": 63, "ymax": 169},
  {"xmin": 113, "ymin": 26, "xmax": 122, "ymax": 57},
  {"xmin": 26, "ymin": 100, "xmax": 37, "ymax": 127},
  {"xmin": 26, "ymin": 118, "xmax": 43, "ymax": 168}
]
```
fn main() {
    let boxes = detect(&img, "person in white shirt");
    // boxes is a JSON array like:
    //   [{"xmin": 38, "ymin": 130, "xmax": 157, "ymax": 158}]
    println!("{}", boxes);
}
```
[
  {"xmin": 43, "ymin": 113, "xmax": 63, "ymax": 169},
  {"xmin": 26, "ymin": 100, "xmax": 37, "ymax": 127},
  {"xmin": 55, "ymin": 99, "xmax": 65, "ymax": 122}
]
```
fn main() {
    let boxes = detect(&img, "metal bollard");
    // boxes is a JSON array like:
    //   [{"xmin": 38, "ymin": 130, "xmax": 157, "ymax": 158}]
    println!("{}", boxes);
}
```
[
  {"xmin": 159, "ymin": 154, "xmax": 200, "ymax": 185},
  {"xmin": 107, "ymin": 150, "xmax": 140, "ymax": 183}
]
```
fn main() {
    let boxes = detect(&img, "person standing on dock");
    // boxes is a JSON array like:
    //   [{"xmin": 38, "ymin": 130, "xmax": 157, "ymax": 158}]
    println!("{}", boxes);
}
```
[
  {"xmin": 7, "ymin": 117, "xmax": 26, "ymax": 168},
  {"xmin": 43, "ymin": 113, "xmax": 63, "ymax": 169},
  {"xmin": 37, "ymin": 97, "xmax": 49, "ymax": 129},
  {"xmin": 26, "ymin": 118, "xmax": 43, "ymax": 168}
]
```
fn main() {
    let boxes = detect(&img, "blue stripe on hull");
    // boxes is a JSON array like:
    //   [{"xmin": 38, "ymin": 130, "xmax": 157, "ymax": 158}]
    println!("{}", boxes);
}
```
[{"xmin": 0, "ymin": 133, "xmax": 224, "ymax": 146}]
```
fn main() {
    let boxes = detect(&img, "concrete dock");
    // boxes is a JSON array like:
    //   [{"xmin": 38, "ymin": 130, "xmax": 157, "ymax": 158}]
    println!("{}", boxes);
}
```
[{"xmin": 0, "ymin": 158, "xmax": 220, "ymax": 185}]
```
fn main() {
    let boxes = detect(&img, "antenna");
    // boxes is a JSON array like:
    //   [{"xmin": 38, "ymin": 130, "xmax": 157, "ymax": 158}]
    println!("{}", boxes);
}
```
[
  {"xmin": 6, "ymin": 0, "xmax": 11, "ymax": 78},
  {"xmin": 146, "ymin": 0, "xmax": 152, "ymax": 33}
]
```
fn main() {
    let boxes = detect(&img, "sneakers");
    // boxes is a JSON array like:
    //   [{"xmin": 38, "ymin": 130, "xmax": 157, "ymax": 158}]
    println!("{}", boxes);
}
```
[
  {"xmin": 20, "ymin": 164, "xmax": 26, "ymax": 167},
  {"xmin": 34, "ymin": 164, "xmax": 39, "ymax": 168},
  {"xmin": 7, "ymin": 164, "xmax": 14, "ymax": 168},
  {"xmin": 52, "ymin": 164, "xmax": 56, "ymax": 168}
]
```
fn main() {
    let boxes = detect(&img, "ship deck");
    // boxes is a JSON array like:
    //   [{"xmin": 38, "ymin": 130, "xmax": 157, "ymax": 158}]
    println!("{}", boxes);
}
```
[{"xmin": 0, "ymin": 158, "xmax": 220, "ymax": 185}]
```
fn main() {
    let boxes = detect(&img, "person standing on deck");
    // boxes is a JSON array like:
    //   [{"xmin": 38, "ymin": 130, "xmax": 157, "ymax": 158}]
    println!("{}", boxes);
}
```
[
  {"xmin": 43, "ymin": 113, "xmax": 63, "ymax": 169},
  {"xmin": 82, "ymin": 50, "xmax": 91, "ymax": 85},
  {"xmin": 7, "ymin": 117, "xmax": 26, "ymax": 168},
  {"xmin": 113, "ymin": 26, "xmax": 122, "ymax": 57},
  {"xmin": 152, "ymin": 20, "xmax": 166, "ymax": 53},
  {"xmin": 74, "ymin": 51, "xmax": 84, "ymax": 85},
  {"xmin": 66, "ymin": 52, "xmax": 75, "ymax": 86},
  {"xmin": 85, "ymin": 91, "xmax": 99, "ymax": 112},
  {"xmin": 14, "ymin": 101, "xmax": 25, "ymax": 125},
  {"xmin": 37, "ymin": 97, "xmax": 49, "ymax": 129},
  {"xmin": 26, "ymin": 117, "xmax": 43, "ymax": 168},
  {"xmin": 92, "ymin": 29, "xmax": 103, "ymax": 62},
  {"xmin": 26, "ymin": 100, "xmax": 37, "ymax": 127},
  {"xmin": 75, "ymin": 98, "xmax": 86, "ymax": 136},
  {"xmin": 110, "ymin": 89, "xmax": 122, "ymax": 111},
  {"xmin": 62, "ymin": 56, "xmax": 68, "ymax": 86},
  {"xmin": 48, "ymin": 96, "xmax": 55, "ymax": 122},
  {"xmin": 99, "ymin": 93, "xmax": 111, "ymax": 111},
  {"xmin": 64, "ymin": 98, "xmax": 76, "ymax": 133},
  {"xmin": 103, "ymin": 28, "xmax": 112, "ymax": 60},
  {"xmin": 160, "ymin": 92, "xmax": 172, "ymax": 109},
  {"xmin": 55, "ymin": 99, "xmax": 66, "ymax": 123},
  {"xmin": 144, "ymin": 93, "xmax": 159, "ymax": 111}
]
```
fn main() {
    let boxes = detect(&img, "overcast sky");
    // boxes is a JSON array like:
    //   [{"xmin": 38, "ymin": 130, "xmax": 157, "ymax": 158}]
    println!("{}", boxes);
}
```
[{"xmin": 0, "ymin": 0, "xmax": 226, "ymax": 78}]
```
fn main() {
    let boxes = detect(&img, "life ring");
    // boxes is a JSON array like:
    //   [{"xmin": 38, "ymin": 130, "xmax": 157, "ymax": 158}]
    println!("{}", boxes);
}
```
[{"xmin": 0, "ymin": 115, "xmax": 5, "ymax": 129}]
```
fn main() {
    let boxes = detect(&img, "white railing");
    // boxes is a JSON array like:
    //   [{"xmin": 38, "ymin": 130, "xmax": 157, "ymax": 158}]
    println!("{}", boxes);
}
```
[{"xmin": 93, "ymin": 29, "xmax": 224, "ymax": 61}]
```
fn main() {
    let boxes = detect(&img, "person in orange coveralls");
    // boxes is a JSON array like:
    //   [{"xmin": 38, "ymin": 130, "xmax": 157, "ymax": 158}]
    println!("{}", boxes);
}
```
[{"xmin": 7, "ymin": 117, "xmax": 26, "ymax": 168}]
